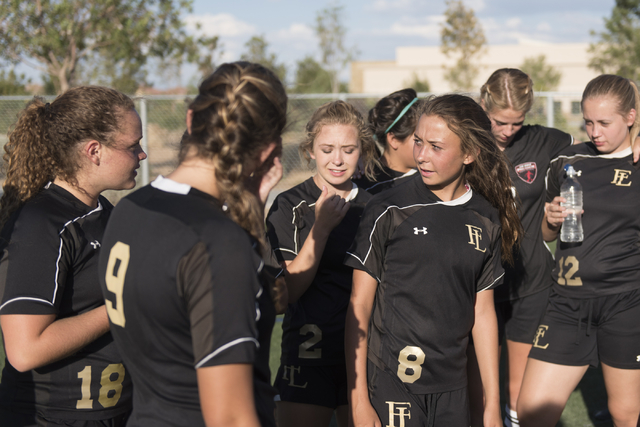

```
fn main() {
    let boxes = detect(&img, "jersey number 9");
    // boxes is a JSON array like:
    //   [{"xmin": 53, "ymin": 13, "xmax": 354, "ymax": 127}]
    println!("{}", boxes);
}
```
[{"xmin": 105, "ymin": 242, "xmax": 130, "ymax": 327}]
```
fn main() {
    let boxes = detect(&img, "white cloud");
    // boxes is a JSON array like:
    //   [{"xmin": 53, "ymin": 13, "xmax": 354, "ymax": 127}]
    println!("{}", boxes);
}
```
[
  {"xmin": 388, "ymin": 15, "xmax": 444, "ymax": 39},
  {"xmin": 272, "ymin": 23, "xmax": 314, "ymax": 42},
  {"xmin": 506, "ymin": 18, "xmax": 521, "ymax": 29},
  {"xmin": 463, "ymin": 0, "xmax": 486, "ymax": 12},
  {"xmin": 372, "ymin": 0, "xmax": 416, "ymax": 11},
  {"xmin": 536, "ymin": 22, "xmax": 552, "ymax": 32},
  {"xmin": 184, "ymin": 13, "xmax": 256, "ymax": 37}
]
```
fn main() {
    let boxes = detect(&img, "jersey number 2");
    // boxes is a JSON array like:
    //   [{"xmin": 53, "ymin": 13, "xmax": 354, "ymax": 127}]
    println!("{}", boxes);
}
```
[
  {"xmin": 105, "ymin": 242, "xmax": 130, "ymax": 327},
  {"xmin": 298, "ymin": 324, "xmax": 322, "ymax": 359}
]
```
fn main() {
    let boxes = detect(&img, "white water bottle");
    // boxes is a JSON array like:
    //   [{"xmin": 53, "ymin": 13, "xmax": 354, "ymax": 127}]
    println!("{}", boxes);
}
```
[{"xmin": 560, "ymin": 164, "xmax": 583, "ymax": 242}]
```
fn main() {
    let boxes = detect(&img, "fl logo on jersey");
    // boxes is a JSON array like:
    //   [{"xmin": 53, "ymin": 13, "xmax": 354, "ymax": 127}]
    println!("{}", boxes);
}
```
[{"xmin": 515, "ymin": 162, "xmax": 537, "ymax": 183}]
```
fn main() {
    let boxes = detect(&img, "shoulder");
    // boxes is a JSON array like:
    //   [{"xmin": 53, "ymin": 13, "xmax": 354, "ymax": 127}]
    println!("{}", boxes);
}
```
[{"xmin": 465, "ymin": 191, "xmax": 501, "ymax": 225}]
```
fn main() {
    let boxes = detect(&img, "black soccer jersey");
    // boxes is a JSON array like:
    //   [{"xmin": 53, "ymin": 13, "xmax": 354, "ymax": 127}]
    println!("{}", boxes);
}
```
[
  {"xmin": 499, "ymin": 125, "xmax": 573, "ymax": 301},
  {"xmin": 98, "ymin": 176, "xmax": 275, "ymax": 427},
  {"xmin": 345, "ymin": 173, "xmax": 504, "ymax": 394},
  {"xmin": 0, "ymin": 183, "xmax": 132, "ymax": 420},
  {"xmin": 546, "ymin": 144, "xmax": 640, "ymax": 298},
  {"xmin": 352, "ymin": 164, "xmax": 417, "ymax": 195},
  {"xmin": 266, "ymin": 178, "xmax": 371, "ymax": 366}
]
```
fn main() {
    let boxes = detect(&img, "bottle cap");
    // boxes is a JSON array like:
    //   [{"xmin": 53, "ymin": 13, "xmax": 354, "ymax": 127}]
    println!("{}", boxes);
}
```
[{"xmin": 564, "ymin": 164, "xmax": 576, "ymax": 176}]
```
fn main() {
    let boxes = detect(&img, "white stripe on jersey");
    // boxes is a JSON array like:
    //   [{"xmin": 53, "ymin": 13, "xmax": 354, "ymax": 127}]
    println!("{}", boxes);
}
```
[
  {"xmin": 195, "ymin": 337, "xmax": 259, "ymax": 368},
  {"xmin": 0, "ymin": 296, "xmax": 54, "ymax": 311},
  {"xmin": 478, "ymin": 272, "xmax": 505, "ymax": 292}
]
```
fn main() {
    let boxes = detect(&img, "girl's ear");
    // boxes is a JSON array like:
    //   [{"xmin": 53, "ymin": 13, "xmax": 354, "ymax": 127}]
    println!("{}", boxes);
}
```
[
  {"xmin": 626, "ymin": 108, "xmax": 637, "ymax": 128},
  {"xmin": 386, "ymin": 133, "xmax": 400, "ymax": 150},
  {"xmin": 83, "ymin": 140, "xmax": 102, "ymax": 166},
  {"xmin": 463, "ymin": 149, "xmax": 479, "ymax": 165}
]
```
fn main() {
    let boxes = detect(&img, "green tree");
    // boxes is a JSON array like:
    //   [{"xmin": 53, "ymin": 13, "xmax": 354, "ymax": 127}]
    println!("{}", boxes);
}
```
[
  {"xmin": 0, "ymin": 0, "xmax": 219, "ymax": 93},
  {"xmin": 240, "ymin": 35, "xmax": 287, "ymax": 83},
  {"xmin": 589, "ymin": 0, "xmax": 640, "ymax": 80},
  {"xmin": 314, "ymin": 4, "xmax": 357, "ymax": 93},
  {"xmin": 290, "ymin": 56, "xmax": 333, "ymax": 93},
  {"xmin": 440, "ymin": 0, "xmax": 486, "ymax": 91},
  {"xmin": 520, "ymin": 55, "xmax": 562, "ymax": 92},
  {"xmin": 404, "ymin": 73, "xmax": 431, "ymax": 93},
  {"xmin": 0, "ymin": 68, "xmax": 31, "ymax": 95}
]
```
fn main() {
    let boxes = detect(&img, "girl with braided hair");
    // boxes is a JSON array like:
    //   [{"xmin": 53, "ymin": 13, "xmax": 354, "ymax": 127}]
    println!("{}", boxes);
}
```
[
  {"xmin": 0, "ymin": 86, "xmax": 146, "ymax": 426},
  {"xmin": 97, "ymin": 62, "xmax": 287, "ymax": 427},
  {"xmin": 345, "ymin": 94, "xmax": 521, "ymax": 427}
]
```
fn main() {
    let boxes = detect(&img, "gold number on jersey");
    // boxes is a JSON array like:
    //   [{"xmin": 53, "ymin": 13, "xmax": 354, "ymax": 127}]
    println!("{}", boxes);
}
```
[
  {"xmin": 557, "ymin": 256, "xmax": 583, "ymax": 286},
  {"xmin": 397, "ymin": 346, "xmax": 426, "ymax": 384},
  {"xmin": 105, "ymin": 241, "xmax": 130, "ymax": 327},
  {"xmin": 99, "ymin": 364, "xmax": 126, "ymax": 408},
  {"xmin": 76, "ymin": 364, "xmax": 126, "ymax": 409},
  {"xmin": 298, "ymin": 324, "xmax": 322, "ymax": 359},
  {"xmin": 76, "ymin": 366, "xmax": 93, "ymax": 409}
]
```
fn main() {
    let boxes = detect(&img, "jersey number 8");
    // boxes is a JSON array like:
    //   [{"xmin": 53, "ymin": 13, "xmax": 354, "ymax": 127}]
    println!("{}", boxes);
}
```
[{"xmin": 397, "ymin": 346, "xmax": 425, "ymax": 384}]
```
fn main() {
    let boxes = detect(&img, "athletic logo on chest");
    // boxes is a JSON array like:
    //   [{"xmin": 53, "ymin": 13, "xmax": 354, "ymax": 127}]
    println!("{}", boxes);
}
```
[
  {"xmin": 611, "ymin": 169, "xmax": 632, "ymax": 186},
  {"xmin": 466, "ymin": 225, "xmax": 486, "ymax": 253},
  {"xmin": 515, "ymin": 162, "xmax": 537, "ymax": 184},
  {"xmin": 90, "ymin": 240, "xmax": 101, "ymax": 249},
  {"xmin": 413, "ymin": 227, "xmax": 428, "ymax": 235},
  {"xmin": 385, "ymin": 402, "xmax": 411, "ymax": 427}
]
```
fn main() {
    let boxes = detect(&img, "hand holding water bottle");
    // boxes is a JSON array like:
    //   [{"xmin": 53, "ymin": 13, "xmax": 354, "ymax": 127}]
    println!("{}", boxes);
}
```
[{"xmin": 545, "ymin": 164, "xmax": 584, "ymax": 242}]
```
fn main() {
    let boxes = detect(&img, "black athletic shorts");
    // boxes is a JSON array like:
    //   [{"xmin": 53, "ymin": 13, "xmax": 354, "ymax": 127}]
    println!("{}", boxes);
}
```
[
  {"xmin": 496, "ymin": 287, "xmax": 550, "ymax": 344},
  {"xmin": 529, "ymin": 287, "xmax": 640, "ymax": 369},
  {"xmin": 0, "ymin": 407, "xmax": 129, "ymax": 427},
  {"xmin": 367, "ymin": 359, "xmax": 469, "ymax": 427},
  {"xmin": 274, "ymin": 363, "xmax": 348, "ymax": 409}
]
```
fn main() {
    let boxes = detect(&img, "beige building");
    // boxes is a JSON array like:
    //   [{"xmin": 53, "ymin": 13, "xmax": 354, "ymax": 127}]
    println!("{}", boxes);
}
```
[{"xmin": 350, "ymin": 42, "xmax": 597, "ymax": 95}]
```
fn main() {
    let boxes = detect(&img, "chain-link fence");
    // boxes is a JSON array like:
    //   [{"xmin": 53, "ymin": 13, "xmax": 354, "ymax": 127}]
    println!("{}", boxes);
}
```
[{"xmin": 0, "ymin": 92, "xmax": 586, "ymax": 204}]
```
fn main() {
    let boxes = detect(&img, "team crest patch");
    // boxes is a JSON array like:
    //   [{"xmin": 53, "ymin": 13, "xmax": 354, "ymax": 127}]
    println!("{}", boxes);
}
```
[{"xmin": 515, "ymin": 162, "xmax": 537, "ymax": 184}]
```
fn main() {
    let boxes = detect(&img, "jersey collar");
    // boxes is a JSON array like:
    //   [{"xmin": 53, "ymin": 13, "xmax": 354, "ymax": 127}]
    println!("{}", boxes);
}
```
[
  {"xmin": 151, "ymin": 175, "xmax": 191, "ymax": 195},
  {"xmin": 598, "ymin": 146, "xmax": 632, "ymax": 159}
]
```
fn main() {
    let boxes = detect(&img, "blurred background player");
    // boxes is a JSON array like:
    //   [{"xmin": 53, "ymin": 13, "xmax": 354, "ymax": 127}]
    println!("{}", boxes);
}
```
[
  {"xmin": 354, "ymin": 88, "xmax": 419, "ymax": 194},
  {"xmin": 266, "ymin": 100, "xmax": 378, "ymax": 427},
  {"xmin": 346, "ymin": 94, "xmax": 521, "ymax": 427},
  {"xmin": 98, "ymin": 62, "xmax": 287, "ymax": 427},
  {"xmin": 473, "ymin": 68, "xmax": 574, "ymax": 427},
  {"xmin": 518, "ymin": 74, "xmax": 640, "ymax": 427},
  {"xmin": 0, "ymin": 86, "xmax": 146, "ymax": 426}
]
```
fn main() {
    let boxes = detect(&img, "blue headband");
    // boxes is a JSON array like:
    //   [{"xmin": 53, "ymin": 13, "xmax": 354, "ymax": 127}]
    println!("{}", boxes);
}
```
[{"xmin": 385, "ymin": 97, "xmax": 419, "ymax": 134}]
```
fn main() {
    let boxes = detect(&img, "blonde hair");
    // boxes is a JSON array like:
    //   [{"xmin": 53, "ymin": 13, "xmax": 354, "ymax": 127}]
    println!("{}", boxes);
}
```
[
  {"xmin": 480, "ymin": 68, "xmax": 534, "ymax": 114},
  {"xmin": 181, "ymin": 62, "xmax": 287, "ymax": 249},
  {"xmin": 582, "ymin": 74, "xmax": 640, "ymax": 147},
  {"xmin": 299, "ymin": 101, "xmax": 379, "ymax": 181}
]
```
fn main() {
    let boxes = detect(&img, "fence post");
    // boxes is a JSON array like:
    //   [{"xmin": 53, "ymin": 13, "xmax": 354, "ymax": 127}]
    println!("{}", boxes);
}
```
[
  {"xmin": 139, "ymin": 97, "xmax": 150, "ymax": 186},
  {"xmin": 546, "ymin": 94, "xmax": 554, "ymax": 128}
]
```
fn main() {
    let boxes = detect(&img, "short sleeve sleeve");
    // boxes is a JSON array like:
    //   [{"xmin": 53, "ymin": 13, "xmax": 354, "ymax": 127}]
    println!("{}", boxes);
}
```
[
  {"xmin": 178, "ymin": 226, "xmax": 261, "ymax": 369},
  {"xmin": 546, "ymin": 158, "xmax": 564, "ymax": 202},
  {"xmin": 476, "ymin": 220, "xmax": 504, "ymax": 293},
  {"xmin": 265, "ymin": 195, "xmax": 297, "ymax": 263},
  {"xmin": 0, "ymin": 209, "xmax": 70, "ymax": 315},
  {"xmin": 344, "ymin": 202, "xmax": 392, "ymax": 282},
  {"xmin": 546, "ymin": 127, "xmax": 574, "ymax": 159}
]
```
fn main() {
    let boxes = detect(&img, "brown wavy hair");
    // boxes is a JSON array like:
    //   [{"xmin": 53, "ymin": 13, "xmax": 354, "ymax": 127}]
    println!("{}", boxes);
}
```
[
  {"xmin": 419, "ymin": 94, "xmax": 522, "ymax": 264},
  {"xmin": 0, "ymin": 86, "xmax": 135, "ymax": 228},
  {"xmin": 480, "ymin": 68, "xmax": 534, "ymax": 114},
  {"xmin": 181, "ymin": 62, "xmax": 287, "ymax": 248},
  {"xmin": 299, "ymin": 100, "xmax": 380, "ymax": 181},
  {"xmin": 582, "ymin": 74, "xmax": 640, "ymax": 147}
]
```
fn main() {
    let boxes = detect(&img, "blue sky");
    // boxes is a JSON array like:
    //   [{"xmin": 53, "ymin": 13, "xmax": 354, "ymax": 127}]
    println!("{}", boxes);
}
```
[{"xmin": 179, "ymin": 0, "xmax": 615, "ymax": 86}]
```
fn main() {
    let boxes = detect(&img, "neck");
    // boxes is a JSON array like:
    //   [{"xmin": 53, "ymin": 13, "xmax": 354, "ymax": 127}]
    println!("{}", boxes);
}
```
[
  {"xmin": 381, "ymin": 152, "xmax": 412, "ymax": 173},
  {"xmin": 53, "ymin": 178, "xmax": 100, "ymax": 208},
  {"xmin": 429, "ymin": 178, "xmax": 467, "ymax": 202},
  {"xmin": 167, "ymin": 157, "xmax": 221, "ymax": 199},
  {"xmin": 313, "ymin": 174, "xmax": 353, "ymax": 199}
]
